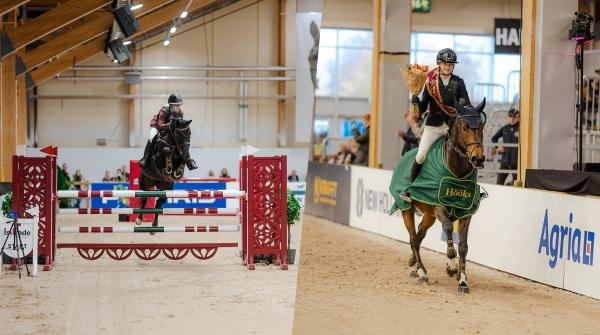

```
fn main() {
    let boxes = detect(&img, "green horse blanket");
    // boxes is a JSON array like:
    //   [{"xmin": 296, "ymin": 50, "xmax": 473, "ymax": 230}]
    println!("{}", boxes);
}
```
[{"xmin": 389, "ymin": 138, "xmax": 481, "ymax": 219}]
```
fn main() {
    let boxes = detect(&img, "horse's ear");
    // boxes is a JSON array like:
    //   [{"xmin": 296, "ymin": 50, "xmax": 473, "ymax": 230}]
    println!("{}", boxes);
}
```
[
  {"xmin": 186, "ymin": 119, "xmax": 192, "ymax": 126},
  {"xmin": 475, "ymin": 97, "xmax": 486, "ymax": 112},
  {"xmin": 454, "ymin": 97, "xmax": 465, "ymax": 115}
]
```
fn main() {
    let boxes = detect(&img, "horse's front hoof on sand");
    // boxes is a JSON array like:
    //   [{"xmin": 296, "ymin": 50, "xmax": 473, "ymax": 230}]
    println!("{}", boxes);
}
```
[
  {"xmin": 458, "ymin": 284, "xmax": 470, "ymax": 293},
  {"xmin": 418, "ymin": 277, "xmax": 429, "ymax": 285},
  {"xmin": 410, "ymin": 270, "xmax": 419, "ymax": 278},
  {"xmin": 135, "ymin": 218, "xmax": 142, "ymax": 225}
]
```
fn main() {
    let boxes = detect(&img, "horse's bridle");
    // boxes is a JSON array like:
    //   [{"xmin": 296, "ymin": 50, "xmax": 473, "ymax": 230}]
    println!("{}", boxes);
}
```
[
  {"xmin": 160, "ymin": 122, "xmax": 190, "ymax": 179},
  {"xmin": 448, "ymin": 114, "xmax": 485, "ymax": 168}
]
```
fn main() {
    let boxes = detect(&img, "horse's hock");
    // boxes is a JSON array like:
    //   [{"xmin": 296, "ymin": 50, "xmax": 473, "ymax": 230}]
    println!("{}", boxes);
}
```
[{"xmin": 11, "ymin": 154, "xmax": 289, "ymax": 271}]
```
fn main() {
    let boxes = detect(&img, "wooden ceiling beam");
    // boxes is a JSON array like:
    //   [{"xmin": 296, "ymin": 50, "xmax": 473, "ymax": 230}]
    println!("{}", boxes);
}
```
[
  {"xmin": 1, "ymin": 0, "xmax": 111, "ymax": 58},
  {"xmin": 0, "ymin": 0, "xmax": 30, "ymax": 17},
  {"xmin": 20, "ymin": 0, "xmax": 171, "ymax": 73},
  {"xmin": 28, "ymin": 36, "xmax": 105, "ymax": 88},
  {"xmin": 29, "ymin": 0, "xmax": 224, "ymax": 87}
]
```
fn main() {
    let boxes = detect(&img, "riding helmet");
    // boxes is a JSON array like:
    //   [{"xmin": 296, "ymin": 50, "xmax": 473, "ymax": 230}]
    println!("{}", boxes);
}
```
[
  {"xmin": 168, "ymin": 93, "xmax": 184, "ymax": 105},
  {"xmin": 436, "ymin": 48, "xmax": 458, "ymax": 64}
]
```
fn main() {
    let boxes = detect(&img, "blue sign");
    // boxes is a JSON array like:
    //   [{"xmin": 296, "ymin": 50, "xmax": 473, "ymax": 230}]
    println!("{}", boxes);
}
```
[
  {"xmin": 90, "ymin": 183, "xmax": 130, "ymax": 208},
  {"xmin": 162, "ymin": 182, "xmax": 227, "ymax": 209}
]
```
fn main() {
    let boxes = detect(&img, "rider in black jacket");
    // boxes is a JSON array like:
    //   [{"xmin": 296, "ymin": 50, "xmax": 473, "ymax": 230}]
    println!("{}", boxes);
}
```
[{"xmin": 491, "ymin": 108, "xmax": 519, "ymax": 185}]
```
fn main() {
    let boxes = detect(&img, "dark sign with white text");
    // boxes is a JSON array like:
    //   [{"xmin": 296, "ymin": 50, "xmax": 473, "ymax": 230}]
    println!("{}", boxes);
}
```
[{"xmin": 495, "ymin": 18, "xmax": 521, "ymax": 54}]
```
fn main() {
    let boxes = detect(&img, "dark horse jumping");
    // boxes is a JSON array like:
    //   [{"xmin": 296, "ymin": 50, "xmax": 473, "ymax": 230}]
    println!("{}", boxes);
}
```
[
  {"xmin": 390, "ymin": 99, "xmax": 487, "ymax": 293},
  {"xmin": 136, "ymin": 118, "xmax": 193, "ymax": 227}
]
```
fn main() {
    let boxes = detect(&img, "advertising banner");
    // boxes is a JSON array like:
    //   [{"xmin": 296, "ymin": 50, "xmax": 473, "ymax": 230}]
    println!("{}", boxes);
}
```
[
  {"xmin": 305, "ymin": 162, "xmax": 351, "ymax": 225},
  {"xmin": 349, "ymin": 166, "xmax": 446, "ymax": 253}
]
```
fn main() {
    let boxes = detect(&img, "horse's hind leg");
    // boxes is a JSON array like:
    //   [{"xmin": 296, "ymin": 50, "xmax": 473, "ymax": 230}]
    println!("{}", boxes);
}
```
[
  {"xmin": 153, "ymin": 196, "xmax": 167, "ymax": 227},
  {"xmin": 433, "ymin": 207, "xmax": 458, "ymax": 277},
  {"xmin": 403, "ymin": 208, "xmax": 435, "ymax": 284},
  {"xmin": 456, "ymin": 217, "xmax": 472, "ymax": 293}
]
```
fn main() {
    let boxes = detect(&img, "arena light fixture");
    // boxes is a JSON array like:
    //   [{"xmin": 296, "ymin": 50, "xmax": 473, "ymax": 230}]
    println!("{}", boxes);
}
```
[
  {"xmin": 122, "ymin": 40, "xmax": 132, "ymax": 45},
  {"xmin": 180, "ymin": 11, "xmax": 188, "ymax": 18},
  {"xmin": 163, "ymin": 39, "xmax": 170, "ymax": 46},
  {"xmin": 170, "ymin": 26, "xmax": 177, "ymax": 34},
  {"xmin": 130, "ymin": 3, "xmax": 143, "ymax": 10}
]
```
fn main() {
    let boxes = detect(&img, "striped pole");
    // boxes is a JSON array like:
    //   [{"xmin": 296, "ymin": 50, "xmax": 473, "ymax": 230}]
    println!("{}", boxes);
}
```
[
  {"xmin": 58, "ymin": 208, "xmax": 239, "ymax": 215},
  {"xmin": 57, "ymin": 190, "xmax": 245, "ymax": 199},
  {"xmin": 58, "ymin": 225, "xmax": 241, "ymax": 233},
  {"xmin": 180, "ymin": 177, "xmax": 237, "ymax": 182}
]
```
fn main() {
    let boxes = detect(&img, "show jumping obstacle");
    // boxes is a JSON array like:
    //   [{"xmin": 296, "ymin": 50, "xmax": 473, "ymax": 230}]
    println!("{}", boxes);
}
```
[
  {"xmin": 57, "ymin": 225, "xmax": 241, "ymax": 233},
  {"xmin": 12, "ymin": 154, "xmax": 288, "ymax": 270}
]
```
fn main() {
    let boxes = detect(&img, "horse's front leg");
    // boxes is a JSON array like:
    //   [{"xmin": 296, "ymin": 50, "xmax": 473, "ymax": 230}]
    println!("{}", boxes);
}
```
[
  {"xmin": 403, "ymin": 207, "xmax": 435, "ymax": 285},
  {"xmin": 433, "ymin": 207, "xmax": 458, "ymax": 277},
  {"xmin": 456, "ymin": 217, "xmax": 472, "ymax": 293},
  {"xmin": 135, "ymin": 197, "xmax": 147, "ymax": 225}
]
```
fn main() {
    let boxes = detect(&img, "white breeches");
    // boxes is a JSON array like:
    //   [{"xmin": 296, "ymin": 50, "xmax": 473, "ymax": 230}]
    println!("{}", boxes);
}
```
[
  {"xmin": 415, "ymin": 124, "xmax": 449, "ymax": 164},
  {"xmin": 148, "ymin": 127, "xmax": 158, "ymax": 142}
]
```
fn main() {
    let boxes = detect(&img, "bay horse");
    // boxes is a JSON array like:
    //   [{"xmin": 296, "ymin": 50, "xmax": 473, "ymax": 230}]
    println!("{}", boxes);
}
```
[
  {"xmin": 390, "ymin": 98, "xmax": 487, "ymax": 293},
  {"xmin": 135, "ymin": 118, "xmax": 193, "ymax": 227}
]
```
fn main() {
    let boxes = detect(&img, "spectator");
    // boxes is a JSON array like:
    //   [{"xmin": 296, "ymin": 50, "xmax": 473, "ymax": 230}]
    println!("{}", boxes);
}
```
[
  {"xmin": 102, "ymin": 170, "xmax": 112, "ymax": 182},
  {"xmin": 491, "ymin": 108, "xmax": 520, "ymax": 185},
  {"xmin": 57, "ymin": 164, "xmax": 71, "ymax": 208},
  {"xmin": 398, "ymin": 111, "xmax": 423, "ymax": 155},
  {"xmin": 220, "ymin": 168, "xmax": 230, "ymax": 178},
  {"xmin": 313, "ymin": 134, "xmax": 327, "ymax": 162},
  {"xmin": 62, "ymin": 163, "xmax": 72, "ymax": 186},
  {"xmin": 208, "ymin": 169, "xmax": 215, "ymax": 177},
  {"xmin": 72, "ymin": 169, "xmax": 86, "ymax": 208},
  {"xmin": 121, "ymin": 164, "xmax": 130, "ymax": 180},
  {"xmin": 335, "ymin": 141, "xmax": 355, "ymax": 165},
  {"xmin": 115, "ymin": 168, "xmax": 127, "ymax": 182},
  {"xmin": 352, "ymin": 113, "xmax": 370, "ymax": 166},
  {"xmin": 288, "ymin": 169, "xmax": 300, "ymax": 182}
]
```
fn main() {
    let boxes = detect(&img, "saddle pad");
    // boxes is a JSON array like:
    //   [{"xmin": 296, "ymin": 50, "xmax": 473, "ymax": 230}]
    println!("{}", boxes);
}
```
[{"xmin": 389, "ymin": 138, "xmax": 481, "ymax": 219}]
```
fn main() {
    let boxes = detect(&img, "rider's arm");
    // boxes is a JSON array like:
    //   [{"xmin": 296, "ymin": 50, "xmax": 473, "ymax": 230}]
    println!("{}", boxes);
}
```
[{"xmin": 156, "ymin": 108, "xmax": 170, "ymax": 131}]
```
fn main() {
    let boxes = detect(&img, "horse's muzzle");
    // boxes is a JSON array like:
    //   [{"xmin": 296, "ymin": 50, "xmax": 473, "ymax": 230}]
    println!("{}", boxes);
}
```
[{"xmin": 471, "ymin": 155, "xmax": 485, "ymax": 169}]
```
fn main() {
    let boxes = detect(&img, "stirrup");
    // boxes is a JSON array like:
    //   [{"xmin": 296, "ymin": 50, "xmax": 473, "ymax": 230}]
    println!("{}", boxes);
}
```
[
  {"xmin": 399, "ymin": 190, "xmax": 412, "ymax": 203},
  {"xmin": 138, "ymin": 159, "xmax": 146, "ymax": 167}
]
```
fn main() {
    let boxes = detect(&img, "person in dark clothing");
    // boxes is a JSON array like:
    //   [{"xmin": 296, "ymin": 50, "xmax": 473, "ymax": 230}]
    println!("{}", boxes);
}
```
[
  {"xmin": 400, "ymin": 48, "xmax": 471, "ymax": 201},
  {"xmin": 352, "ymin": 113, "xmax": 370, "ymax": 166},
  {"xmin": 398, "ymin": 111, "xmax": 423, "ymax": 155},
  {"xmin": 491, "ymin": 108, "xmax": 520, "ymax": 185}
]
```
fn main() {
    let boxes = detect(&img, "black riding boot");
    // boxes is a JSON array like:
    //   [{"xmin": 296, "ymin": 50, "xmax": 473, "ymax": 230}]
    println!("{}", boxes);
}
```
[
  {"xmin": 410, "ymin": 161, "xmax": 423, "ymax": 182},
  {"xmin": 400, "ymin": 161, "xmax": 423, "ymax": 202},
  {"xmin": 138, "ymin": 140, "xmax": 153, "ymax": 168}
]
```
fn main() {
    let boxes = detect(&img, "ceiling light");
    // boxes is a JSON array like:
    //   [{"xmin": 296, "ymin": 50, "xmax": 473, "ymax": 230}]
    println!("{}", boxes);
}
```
[
  {"xmin": 170, "ymin": 26, "xmax": 177, "ymax": 34},
  {"xmin": 163, "ymin": 40, "xmax": 170, "ymax": 46},
  {"xmin": 113, "ymin": 59, "xmax": 119, "ymax": 63},
  {"xmin": 131, "ymin": 3, "xmax": 143, "ymax": 10},
  {"xmin": 180, "ymin": 11, "xmax": 188, "ymax": 18},
  {"xmin": 122, "ymin": 40, "xmax": 132, "ymax": 46}
]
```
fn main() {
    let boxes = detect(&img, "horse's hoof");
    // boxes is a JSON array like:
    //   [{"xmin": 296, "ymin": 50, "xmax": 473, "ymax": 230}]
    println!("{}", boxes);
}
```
[
  {"xmin": 410, "ymin": 270, "xmax": 419, "ymax": 278},
  {"xmin": 150, "ymin": 231, "xmax": 156, "ymax": 236},
  {"xmin": 135, "ymin": 218, "xmax": 142, "ymax": 225},
  {"xmin": 446, "ymin": 265, "xmax": 458, "ymax": 277},
  {"xmin": 417, "ymin": 277, "xmax": 429, "ymax": 285},
  {"xmin": 458, "ymin": 284, "xmax": 470, "ymax": 293},
  {"xmin": 408, "ymin": 254, "xmax": 416, "ymax": 267}
]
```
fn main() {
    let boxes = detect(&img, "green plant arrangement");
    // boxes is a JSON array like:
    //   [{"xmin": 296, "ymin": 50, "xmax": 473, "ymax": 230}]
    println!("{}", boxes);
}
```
[
  {"xmin": 1, "ymin": 192, "xmax": 12, "ymax": 217},
  {"xmin": 286, "ymin": 192, "xmax": 302, "ymax": 264}
]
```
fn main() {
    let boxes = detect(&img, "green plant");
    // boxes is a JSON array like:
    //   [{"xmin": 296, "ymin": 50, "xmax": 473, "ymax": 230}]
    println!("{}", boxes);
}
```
[
  {"xmin": 287, "ymin": 192, "xmax": 301, "ymax": 225},
  {"xmin": 1, "ymin": 192, "xmax": 12, "ymax": 217}
]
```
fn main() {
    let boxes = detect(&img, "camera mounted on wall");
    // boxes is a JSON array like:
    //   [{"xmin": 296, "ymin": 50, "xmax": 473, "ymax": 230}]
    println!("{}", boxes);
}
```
[{"xmin": 569, "ymin": 11, "xmax": 594, "ymax": 42}]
